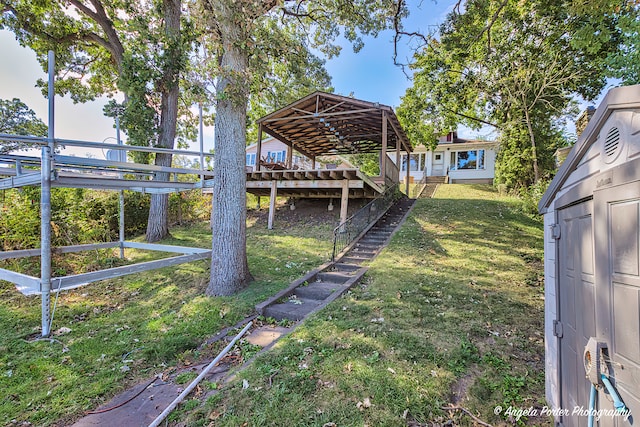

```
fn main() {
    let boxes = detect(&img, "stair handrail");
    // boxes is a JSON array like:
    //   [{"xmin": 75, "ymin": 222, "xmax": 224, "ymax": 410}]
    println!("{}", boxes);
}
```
[
  {"xmin": 411, "ymin": 175, "xmax": 427, "ymax": 199},
  {"xmin": 331, "ymin": 184, "xmax": 400, "ymax": 262}
]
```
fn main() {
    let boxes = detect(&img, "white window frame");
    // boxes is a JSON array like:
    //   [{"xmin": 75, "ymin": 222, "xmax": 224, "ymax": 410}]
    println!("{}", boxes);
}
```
[
  {"xmin": 401, "ymin": 153, "xmax": 426, "ymax": 172},
  {"xmin": 449, "ymin": 149, "xmax": 485, "ymax": 171}
]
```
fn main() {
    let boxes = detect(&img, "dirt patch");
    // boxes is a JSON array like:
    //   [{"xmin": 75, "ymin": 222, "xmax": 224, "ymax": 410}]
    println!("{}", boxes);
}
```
[
  {"xmin": 450, "ymin": 367, "xmax": 479, "ymax": 405},
  {"xmin": 248, "ymin": 198, "xmax": 368, "ymax": 228}
]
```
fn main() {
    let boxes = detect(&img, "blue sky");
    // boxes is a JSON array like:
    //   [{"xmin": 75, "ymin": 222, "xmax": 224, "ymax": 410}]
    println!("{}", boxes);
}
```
[{"xmin": 0, "ymin": 1, "xmax": 458, "ymax": 152}]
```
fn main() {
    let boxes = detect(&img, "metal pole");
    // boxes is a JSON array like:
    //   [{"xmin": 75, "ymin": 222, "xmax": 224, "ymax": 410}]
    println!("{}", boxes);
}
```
[
  {"xmin": 117, "ymin": 115, "xmax": 125, "ymax": 259},
  {"xmin": 147, "ymin": 321, "xmax": 253, "ymax": 427},
  {"xmin": 41, "ymin": 51, "xmax": 55, "ymax": 337},
  {"xmin": 199, "ymin": 103, "xmax": 204, "ymax": 186}
]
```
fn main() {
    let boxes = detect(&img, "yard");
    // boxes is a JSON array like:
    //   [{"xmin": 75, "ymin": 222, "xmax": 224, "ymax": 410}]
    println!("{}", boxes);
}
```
[
  {"xmin": 180, "ymin": 184, "xmax": 549, "ymax": 426},
  {"xmin": 0, "ymin": 185, "xmax": 548, "ymax": 426}
]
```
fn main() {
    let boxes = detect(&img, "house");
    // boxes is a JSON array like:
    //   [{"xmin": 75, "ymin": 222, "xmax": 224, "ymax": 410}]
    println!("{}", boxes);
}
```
[
  {"xmin": 245, "ymin": 137, "xmax": 310, "ymax": 171},
  {"xmin": 538, "ymin": 85, "xmax": 640, "ymax": 426},
  {"xmin": 245, "ymin": 137, "xmax": 354, "ymax": 171},
  {"xmin": 395, "ymin": 132, "xmax": 498, "ymax": 184}
]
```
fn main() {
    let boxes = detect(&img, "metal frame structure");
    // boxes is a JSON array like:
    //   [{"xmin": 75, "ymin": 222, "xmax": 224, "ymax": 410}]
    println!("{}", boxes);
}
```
[
  {"xmin": 0, "ymin": 53, "xmax": 215, "ymax": 337},
  {"xmin": 0, "ymin": 134, "xmax": 214, "ymax": 337}
]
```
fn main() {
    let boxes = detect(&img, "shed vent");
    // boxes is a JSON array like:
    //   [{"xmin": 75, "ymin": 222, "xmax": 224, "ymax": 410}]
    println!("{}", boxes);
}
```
[{"xmin": 604, "ymin": 127, "xmax": 621, "ymax": 160}]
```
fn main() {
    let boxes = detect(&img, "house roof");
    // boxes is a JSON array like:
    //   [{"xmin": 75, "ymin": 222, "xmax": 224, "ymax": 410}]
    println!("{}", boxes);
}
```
[
  {"xmin": 256, "ymin": 91, "xmax": 412, "ymax": 158},
  {"xmin": 538, "ymin": 84, "xmax": 640, "ymax": 213}
]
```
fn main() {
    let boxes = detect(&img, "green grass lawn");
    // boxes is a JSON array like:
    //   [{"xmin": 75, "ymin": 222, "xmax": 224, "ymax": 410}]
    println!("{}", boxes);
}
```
[
  {"xmin": 181, "ymin": 184, "xmax": 549, "ymax": 426},
  {"xmin": 0, "ymin": 217, "xmax": 334, "ymax": 426}
]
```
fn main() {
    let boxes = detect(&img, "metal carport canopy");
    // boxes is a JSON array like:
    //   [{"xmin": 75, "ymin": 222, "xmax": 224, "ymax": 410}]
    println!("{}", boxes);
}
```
[{"xmin": 256, "ymin": 91, "xmax": 412, "ymax": 158}]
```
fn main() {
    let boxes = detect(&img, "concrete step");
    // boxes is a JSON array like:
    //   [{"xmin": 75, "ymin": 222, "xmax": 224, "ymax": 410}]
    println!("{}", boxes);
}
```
[
  {"xmin": 340, "ymin": 254, "xmax": 374, "ymax": 263},
  {"xmin": 353, "ymin": 243, "xmax": 379, "ymax": 251},
  {"xmin": 339, "ymin": 256, "xmax": 366, "ymax": 264},
  {"xmin": 263, "ymin": 297, "xmax": 322, "ymax": 322},
  {"xmin": 332, "ymin": 262, "xmax": 361, "ymax": 272},
  {"xmin": 316, "ymin": 271, "xmax": 353, "ymax": 284},
  {"xmin": 371, "ymin": 225, "xmax": 396, "ymax": 231},
  {"xmin": 360, "ymin": 234, "xmax": 388, "ymax": 242},
  {"xmin": 348, "ymin": 248, "xmax": 377, "ymax": 257},
  {"xmin": 294, "ymin": 281, "xmax": 342, "ymax": 300},
  {"xmin": 360, "ymin": 233, "xmax": 391, "ymax": 242}
]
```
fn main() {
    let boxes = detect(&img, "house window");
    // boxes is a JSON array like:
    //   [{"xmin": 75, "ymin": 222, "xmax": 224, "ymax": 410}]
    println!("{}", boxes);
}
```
[
  {"xmin": 450, "ymin": 150, "xmax": 485, "ymax": 170},
  {"xmin": 435, "ymin": 153, "xmax": 442, "ymax": 161},
  {"xmin": 267, "ymin": 150, "xmax": 286, "ymax": 163},
  {"xmin": 401, "ymin": 153, "xmax": 426, "ymax": 171},
  {"xmin": 246, "ymin": 153, "xmax": 256, "ymax": 166}
]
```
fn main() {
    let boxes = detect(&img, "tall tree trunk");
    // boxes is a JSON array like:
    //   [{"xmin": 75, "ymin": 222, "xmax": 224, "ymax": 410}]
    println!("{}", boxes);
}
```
[
  {"xmin": 146, "ymin": 0, "xmax": 181, "ymax": 242},
  {"xmin": 206, "ymin": 4, "xmax": 252, "ymax": 296},
  {"xmin": 522, "ymin": 103, "xmax": 539, "ymax": 184}
]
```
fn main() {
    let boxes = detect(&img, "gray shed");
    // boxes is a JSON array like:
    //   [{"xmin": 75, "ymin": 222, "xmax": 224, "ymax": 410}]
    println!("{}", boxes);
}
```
[{"xmin": 539, "ymin": 85, "xmax": 640, "ymax": 426}]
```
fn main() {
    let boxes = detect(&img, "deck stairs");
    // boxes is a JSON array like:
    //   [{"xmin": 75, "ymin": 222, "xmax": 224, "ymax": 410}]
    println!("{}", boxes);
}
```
[{"xmin": 256, "ymin": 196, "xmax": 415, "ymax": 322}]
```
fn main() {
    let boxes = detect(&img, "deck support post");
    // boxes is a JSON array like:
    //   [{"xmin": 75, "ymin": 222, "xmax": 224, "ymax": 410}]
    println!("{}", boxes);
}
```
[
  {"xmin": 396, "ymin": 140, "xmax": 401, "ymax": 174},
  {"xmin": 41, "ymin": 50, "xmax": 55, "ymax": 338},
  {"xmin": 311, "ymin": 156, "xmax": 316, "ymax": 169},
  {"xmin": 381, "ymin": 112, "xmax": 388, "ymax": 186},
  {"xmin": 340, "ymin": 179, "xmax": 349, "ymax": 231},
  {"xmin": 286, "ymin": 144, "xmax": 293, "ymax": 168},
  {"xmin": 268, "ymin": 180, "xmax": 277, "ymax": 229},
  {"xmin": 405, "ymin": 153, "xmax": 410, "ymax": 195},
  {"xmin": 256, "ymin": 125, "xmax": 263, "ymax": 171}
]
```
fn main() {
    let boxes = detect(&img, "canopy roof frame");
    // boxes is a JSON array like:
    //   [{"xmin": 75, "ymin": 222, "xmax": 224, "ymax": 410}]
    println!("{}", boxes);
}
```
[{"xmin": 256, "ymin": 91, "xmax": 412, "ymax": 158}]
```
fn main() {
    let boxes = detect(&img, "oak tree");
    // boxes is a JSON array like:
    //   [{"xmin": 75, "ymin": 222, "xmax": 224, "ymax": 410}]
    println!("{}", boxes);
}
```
[
  {"xmin": 0, "ymin": 98, "xmax": 47, "ymax": 153},
  {"xmin": 197, "ymin": 0, "xmax": 408, "ymax": 295}
]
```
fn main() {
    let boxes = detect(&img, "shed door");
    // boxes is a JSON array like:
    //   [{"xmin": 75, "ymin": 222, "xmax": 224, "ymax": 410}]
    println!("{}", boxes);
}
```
[
  {"xmin": 558, "ymin": 199, "xmax": 595, "ymax": 427},
  {"xmin": 594, "ymin": 178, "xmax": 640, "ymax": 425}
]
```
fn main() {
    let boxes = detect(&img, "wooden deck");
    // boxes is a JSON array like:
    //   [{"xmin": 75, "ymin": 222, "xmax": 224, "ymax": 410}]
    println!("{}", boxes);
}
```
[{"xmin": 245, "ymin": 168, "xmax": 384, "ymax": 199}]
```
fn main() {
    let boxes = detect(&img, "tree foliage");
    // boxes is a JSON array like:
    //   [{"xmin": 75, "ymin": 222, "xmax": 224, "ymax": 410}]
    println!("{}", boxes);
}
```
[
  {"xmin": 1, "ymin": 0, "xmax": 197, "ymax": 241},
  {"xmin": 0, "ymin": 98, "xmax": 47, "ymax": 153},
  {"xmin": 398, "ymin": 0, "xmax": 635, "ymax": 189}
]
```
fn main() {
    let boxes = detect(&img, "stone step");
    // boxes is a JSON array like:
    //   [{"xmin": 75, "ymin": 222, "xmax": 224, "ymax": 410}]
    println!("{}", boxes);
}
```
[
  {"xmin": 316, "ymin": 271, "xmax": 353, "ymax": 284},
  {"xmin": 263, "ymin": 297, "xmax": 322, "ymax": 322},
  {"xmin": 294, "ymin": 281, "xmax": 343, "ymax": 300}
]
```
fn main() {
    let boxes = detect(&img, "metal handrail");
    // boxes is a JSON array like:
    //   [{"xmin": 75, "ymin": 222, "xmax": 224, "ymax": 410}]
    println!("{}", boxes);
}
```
[
  {"xmin": 331, "ymin": 184, "xmax": 400, "ymax": 261},
  {"xmin": 411, "ymin": 175, "xmax": 427, "ymax": 199}
]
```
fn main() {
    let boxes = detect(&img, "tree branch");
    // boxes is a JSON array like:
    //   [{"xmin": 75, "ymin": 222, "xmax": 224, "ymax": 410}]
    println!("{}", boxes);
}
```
[{"xmin": 442, "ymin": 106, "xmax": 500, "ymax": 128}]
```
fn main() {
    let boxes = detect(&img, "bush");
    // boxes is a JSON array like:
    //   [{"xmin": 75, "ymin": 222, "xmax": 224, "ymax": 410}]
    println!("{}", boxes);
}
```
[{"xmin": 518, "ymin": 179, "xmax": 551, "ymax": 215}]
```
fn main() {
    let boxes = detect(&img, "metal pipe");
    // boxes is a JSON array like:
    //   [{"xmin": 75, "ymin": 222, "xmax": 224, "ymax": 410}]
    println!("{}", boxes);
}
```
[
  {"xmin": 147, "ymin": 321, "xmax": 253, "ymax": 427},
  {"xmin": 41, "ymin": 50, "xmax": 55, "ymax": 337},
  {"xmin": 199, "ymin": 103, "xmax": 205, "ymax": 187},
  {"xmin": 0, "ymin": 134, "xmax": 214, "ymax": 158},
  {"xmin": 117, "ymin": 115, "xmax": 125, "ymax": 259}
]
